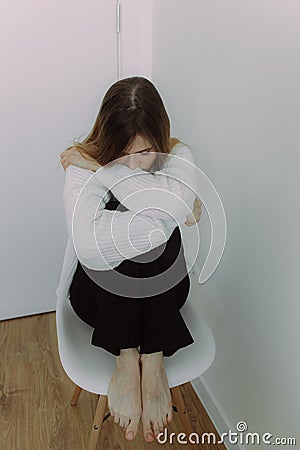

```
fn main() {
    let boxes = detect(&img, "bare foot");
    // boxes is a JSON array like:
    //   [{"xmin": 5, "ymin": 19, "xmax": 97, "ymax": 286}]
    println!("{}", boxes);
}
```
[
  {"xmin": 107, "ymin": 348, "xmax": 142, "ymax": 441},
  {"xmin": 140, "ymin": 351, "xmax": 173, "ymax": 442}
]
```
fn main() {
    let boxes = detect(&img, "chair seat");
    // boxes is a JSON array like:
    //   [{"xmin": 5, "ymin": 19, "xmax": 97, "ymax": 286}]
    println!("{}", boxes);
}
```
[{"xmin": 56, "ymin": 294, "xmax": 215, "ymax": 395}]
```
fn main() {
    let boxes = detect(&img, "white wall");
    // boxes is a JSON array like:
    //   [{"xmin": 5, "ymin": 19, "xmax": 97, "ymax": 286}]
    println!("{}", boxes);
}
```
[
  {"xmin": 121, "ymin": 0, "xmax": 153, "ymax": 78},
  {"xmin": 152, "ymin": 0, "xmax": 300, "ymax": 447}
]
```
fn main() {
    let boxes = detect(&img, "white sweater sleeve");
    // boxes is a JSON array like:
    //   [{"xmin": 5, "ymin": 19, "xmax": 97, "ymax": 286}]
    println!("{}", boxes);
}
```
[
  {"xmin": 101, "ymin": 144, "xmax": 198, "ymax": 224},
  {"xmin": 64, "ymin": 165, "xmax": 176, "ymax": 271},
  {"xmin": 63, "ymin": 165, "xmax": 112, "ymax": 237}
]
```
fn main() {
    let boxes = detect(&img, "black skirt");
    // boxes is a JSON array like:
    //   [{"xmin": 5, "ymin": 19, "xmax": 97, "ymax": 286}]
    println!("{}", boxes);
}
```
[{"xmin": 69, "ymin": 195, "xmax": 194, "ymax": 357}]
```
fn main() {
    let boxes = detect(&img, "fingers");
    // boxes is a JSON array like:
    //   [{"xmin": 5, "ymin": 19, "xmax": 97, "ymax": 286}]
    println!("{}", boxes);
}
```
[
  {"xmin": 60, "ymin": 148, "xmax": 75, "ymax": 170},
  {"xmin": 193, "ymin": 202, "xmax": 202, "ymax": 223},
  {"xmin": 59, "ymin": 147, "xmax": 76, "ymax": 170},
  {"xmin": 187, "ymin": 200, "xmax": 202, "ymax": 219},
  {"xmin": 60, "ymin": 147, "xmax": 76, "ymax": 157},
  {"xmin": 185, "ymin": 207, "xmax": 202, "ymax": 226},
  {"xmin": 195, "ymin": 196, "xmax": 202, "ymax": 206},
  {"xmin": 60, "ymin": 155, "xmax": 69, "ymax": 171},
  {"xmin": 60, "ymin": 157, "xmax": 66, "ymax": 171}
]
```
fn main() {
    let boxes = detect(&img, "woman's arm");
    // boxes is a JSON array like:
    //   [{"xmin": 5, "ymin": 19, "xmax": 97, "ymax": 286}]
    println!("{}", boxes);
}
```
[
  {"xmin": 63, "ymin": 164, "xmax": 110, "ymax": 238},
  {"xmin": 64, "ymin": 165, "xmax": 177, "ymax": 271},
  {"xmin": 102, "ymin": 144, "xmax": 198, "ymax": 225},
  {"xmin": 61, "ymin": 144, "xmax": 198, "ymax": 226}
]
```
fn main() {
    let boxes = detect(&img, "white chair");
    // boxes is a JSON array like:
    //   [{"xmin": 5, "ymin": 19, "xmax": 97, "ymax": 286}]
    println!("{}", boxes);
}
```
[{"xmin": 56, "ymin": 291, "xmax": 215, "ymax": 450}]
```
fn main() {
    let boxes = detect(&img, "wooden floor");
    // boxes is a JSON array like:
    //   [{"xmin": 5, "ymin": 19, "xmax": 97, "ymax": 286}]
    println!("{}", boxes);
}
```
[{"xmin": 0, "ymin": 312, "xmax": 226, "ymax": 450}]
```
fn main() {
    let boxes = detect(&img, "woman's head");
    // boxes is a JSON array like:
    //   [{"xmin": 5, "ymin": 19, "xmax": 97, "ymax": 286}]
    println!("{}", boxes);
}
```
[{"xmin": 68, "ymin": 77, "xmax": 177, "ymax": 170}]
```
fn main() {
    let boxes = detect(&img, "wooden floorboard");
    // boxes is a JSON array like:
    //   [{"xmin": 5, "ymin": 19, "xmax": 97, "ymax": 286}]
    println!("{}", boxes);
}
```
[{"xmin": 0, "ymin": 312, "xmax": 226, "ymax": 449}]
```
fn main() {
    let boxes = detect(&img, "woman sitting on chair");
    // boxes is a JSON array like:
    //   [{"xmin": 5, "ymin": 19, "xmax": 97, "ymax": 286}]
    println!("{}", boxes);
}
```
[{"xmin": 59, "ymin": 76, "xmax": 202, "ymax": 443}]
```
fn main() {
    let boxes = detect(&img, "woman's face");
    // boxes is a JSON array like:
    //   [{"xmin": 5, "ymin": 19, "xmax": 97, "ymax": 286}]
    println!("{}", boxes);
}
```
[{"xmin": 117, "ymin": 134, "xmax": 157, "ymax": 171}]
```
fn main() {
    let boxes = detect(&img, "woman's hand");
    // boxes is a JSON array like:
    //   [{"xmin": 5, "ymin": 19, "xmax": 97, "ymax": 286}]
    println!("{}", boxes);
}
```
[
  {"xmin": 185, "ymin": 196, "xmax": 202, "ymax": 227},
  {"xmin": 60, "ymin": 147, "xmax": 100, "ymax": 172}
]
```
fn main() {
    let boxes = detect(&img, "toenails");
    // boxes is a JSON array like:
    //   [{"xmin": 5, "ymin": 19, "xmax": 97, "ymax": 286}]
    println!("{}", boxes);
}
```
[
  {"xmin": 125, "ymin": 415, "xmax": 140, "ymax": 441},
  {"xmin": 126, "ymin": 431, "xmax": 134, "ymax": 440},
  {"xmin": 146, "ymin": 432, "xmax": 154, "ymax": 441}
]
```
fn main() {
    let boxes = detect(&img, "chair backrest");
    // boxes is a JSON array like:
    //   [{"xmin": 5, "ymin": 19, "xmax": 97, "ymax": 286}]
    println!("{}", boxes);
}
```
[{"xmin": 56, "ymin": 294, "xmax": 215, "ymax": 395}]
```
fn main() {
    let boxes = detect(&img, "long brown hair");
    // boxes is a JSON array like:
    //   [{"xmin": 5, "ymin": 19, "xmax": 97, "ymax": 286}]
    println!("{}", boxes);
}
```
[{"xmin": 64, "ymin": 76, "xmax": 180, "ymax": 170}]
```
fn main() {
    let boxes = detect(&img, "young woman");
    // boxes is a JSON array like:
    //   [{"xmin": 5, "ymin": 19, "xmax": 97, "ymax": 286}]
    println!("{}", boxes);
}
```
[{"xmin": 58, "ymin": 76, "xmax": 202, "ymax": 443}]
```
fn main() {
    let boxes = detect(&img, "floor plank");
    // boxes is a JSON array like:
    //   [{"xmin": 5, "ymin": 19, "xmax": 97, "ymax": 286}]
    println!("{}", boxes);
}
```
[{"xmin": 0, "ymin": 312, "xmax": 226, "ymax": 449}]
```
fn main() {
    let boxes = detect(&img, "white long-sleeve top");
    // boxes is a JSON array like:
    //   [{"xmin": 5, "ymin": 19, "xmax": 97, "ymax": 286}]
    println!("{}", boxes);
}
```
[{"xmin": 55, "ymin": 143, "xmax": 197, "ymax": 300}]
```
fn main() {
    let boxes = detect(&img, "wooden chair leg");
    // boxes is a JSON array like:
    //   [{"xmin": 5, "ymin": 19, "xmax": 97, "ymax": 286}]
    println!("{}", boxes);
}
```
[
  {"xmin": 70, "ymin": 384, "xmax": 83, "ymax": 406},
  {"xmin": 171, "ymin": 385, "xmax": 194, "ymax": 448},
  {"xmin": 88, "ymin": 394, "xmax": 108, "ymax": 450}
]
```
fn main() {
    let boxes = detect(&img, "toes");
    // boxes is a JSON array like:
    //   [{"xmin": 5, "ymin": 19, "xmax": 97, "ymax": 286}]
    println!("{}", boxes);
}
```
[
  {"xmin": 125, "ymin": 415, "xmax": 140, "ymax": 441},
  {"xmin": 167, "ymin": 410, "xmax": 173, "ymax": 423},
  {"xmin": 119, "ymin": 415, "xmax": 126, "ymax": 428},
  {"xmin": 145, "ymin": 432, "xmax": 155, "ymax": 442},
  {"xmin": 123, "ymin": 417, "xmax": 130, "ymax": 429},
  {"xmin": 142, "ymin": 418, "xmax": 155, "ymax": 442},
  {"xmin": 165, "ymin": 403, "xmax": 173, "ymax": 423},
  {"xmin": 153, "ymin": 417, "xmax": 165, "ymax": 437},
  {"xmin": 153, "ymin": 421, "xmax": 161, "ymax": 438},
  {"xmin": 158, "ymin": 417, "xmax": 165, "ymax": 433}
]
